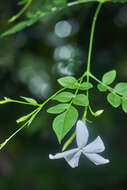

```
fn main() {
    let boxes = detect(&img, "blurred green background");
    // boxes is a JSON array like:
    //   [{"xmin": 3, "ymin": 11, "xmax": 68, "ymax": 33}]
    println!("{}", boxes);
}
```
[{"xmin": 0, "ymin": 1, "xmax": 127, "ymax": 189}]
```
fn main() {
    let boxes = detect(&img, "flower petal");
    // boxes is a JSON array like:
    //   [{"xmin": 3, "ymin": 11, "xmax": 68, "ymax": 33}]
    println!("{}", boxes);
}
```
[
  {"xmin": 49, "ymin": 148, "xmax": 78, "ymax": 160},
  {"xmin": 65, "ymin": 150, "xmax": 81, "ymax": 168},
  {"xmin": 83, "ymin": 153, "xmax": 110, "ymax": 165},
  {"xmin": 76, "ymin": 120, "xmax": 89, "ymax": 148},
  {"xmin": 83, "ymin": 136, "xmax": 105, "ymax": 153}
]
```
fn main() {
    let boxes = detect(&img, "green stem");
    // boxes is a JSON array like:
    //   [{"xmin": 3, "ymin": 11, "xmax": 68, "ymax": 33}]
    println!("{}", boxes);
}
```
[
  {"xmin": 40, "ymin": 88, "xmax": 65, "ymax": 107},
  {"xmin": 87, "ymin": 3, "xmax": 103, "ymax": 75},
  {"xmin": 0, "ymin": 88, "xmax": 65, "ymax": 150},
  {"xmin": 7, "ymin": 99, "xmax": 40, "ymax": 106},
  {"xmin": 8, "ymin": 0, "xmax": 32, "ymax": 23},
  {"xmin": 88, "ymin": 105, "xmax": 96, "ymax": 116},
  {"xmin": 16, "ymin": 106, "xmax": 40, "ymax": 123},
  {"xmin": 62, "ymin": 2, "xmax": 104, "ymax": 151},
  {"xmin": 38, "ymin": 1, "xmax": 109, "ymax": 21},
  {"xmin": 62, "ymin": 131, "xmax": 76, "ymax": 152},
  {"xmin": 89, "ymin": 73, "xmax": 123, "ymax": 99},
  {"xmin": 0, "ymin": 122, "xmax": 27, "ymax": 150},
  {"xmin": 82, "ymin": 2, "xmax": 103, "ymax": 122},
  {"xmin": 67, "ymin": 0, "xmax": 109, "ymax": 8}
]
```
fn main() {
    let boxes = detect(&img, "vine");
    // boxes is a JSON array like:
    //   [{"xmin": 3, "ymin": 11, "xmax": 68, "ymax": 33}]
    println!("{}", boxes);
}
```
[{"xmin": 0, "ymin": 0, "xmax": 127, "ymax": 167}]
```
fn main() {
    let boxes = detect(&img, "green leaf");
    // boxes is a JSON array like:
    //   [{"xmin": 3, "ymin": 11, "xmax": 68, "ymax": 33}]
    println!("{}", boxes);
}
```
[
  {"xmin": 79, "ymin": 82, "xmax": 93, "ymax": 90},
  {"xmin": 53, "ymin": 106, "xmax": 78, "ymax": 143},
  {"xmin": 102, "ymin": 70, "xmax": 116, "ymax": 85},
  {"xmin": 97, "ymin": 84, "xmax": 107, "ymax": 92},
  {"xmin": 122, "ymin": 99, "xmax": 127, "ymax": 113},
  {"xmin": 47, "ymin": 104, "xmax": 68, "ymax": 114},
  {"xmin": 57, "ymin": 76, "xmax": 78, "ymax": 89},
  {"xmin": 52, "ymin": 92, "xmax": 74, "ymax": 102},
  {"xmin": 107, "ymin": 93, "xmax": 121, "ymax": 108},
  {"xmin": 115, "ymin": 83, "xmax": 127, "ymax": 96},
  {"xmin": 72, "ymin": 94, "xmax": 89, "ymax": 106},
  {"xmin": 20, "ymin": 96, "xmax": 38, "ymax": 105},
  {"xmin": 1, "ymin": 0, "xmax": 127, "ymax": 38},
  {"xmin": 1, "ymin": 17, "xmax": 38, "ymax": 37}
]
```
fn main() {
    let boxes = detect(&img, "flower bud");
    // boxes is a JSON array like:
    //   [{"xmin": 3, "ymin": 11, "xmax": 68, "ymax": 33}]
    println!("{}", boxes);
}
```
[{"xmin": 95, "ymin": 109, "xmax": 104, "ymax": 116}]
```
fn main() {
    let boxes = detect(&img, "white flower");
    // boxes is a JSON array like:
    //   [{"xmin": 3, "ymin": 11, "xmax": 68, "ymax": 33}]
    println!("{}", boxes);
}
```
[{"xmin": 49, "ymin": 120, "xmax": 110, "ymax": 168}]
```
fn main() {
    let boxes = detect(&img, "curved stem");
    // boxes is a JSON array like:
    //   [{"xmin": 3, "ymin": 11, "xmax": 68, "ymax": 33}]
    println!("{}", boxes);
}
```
[
  {"xmin": 82, "ymin": 2, "xmax": 103, "ymax": 122},
  {"xmin": 8, "ymin": 0, "xmax": 32, "ymax": 23},
  {"xmin": 0, "ymin": 122, "xmax": 27, "ymax": 150},
  {"xmin": 67, "ymin": 0, "xmax": 109, "ymax": 8},
  {"xmin": 88, "ymin": 105, "xmax": 96, "ymax": 116},
  {"xmin": 87, "ymin": 2, "xmax": 103, "ymax": 76},
  {"xmin": 40, "ymin": 88, "xmax": 65, "ymax": 107},
  {"xmin": 0, "ymin": 87, "xmax": 66, "ymax": 150}
]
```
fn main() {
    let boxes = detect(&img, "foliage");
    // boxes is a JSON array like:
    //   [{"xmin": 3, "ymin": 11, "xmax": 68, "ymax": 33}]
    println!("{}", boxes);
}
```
[
  {"xmin": 0, "ymin": 0, "xmax": 127, "ymax": 170},
  {"xmin": 1, "ymin": 0, "xmax": 127, "ymax": 37}
]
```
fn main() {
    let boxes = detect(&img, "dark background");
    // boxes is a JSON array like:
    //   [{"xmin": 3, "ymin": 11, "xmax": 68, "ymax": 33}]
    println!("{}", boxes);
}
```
[{"xmin": 0, "ymin": 1, "xmax": 127, "ymax": 189}]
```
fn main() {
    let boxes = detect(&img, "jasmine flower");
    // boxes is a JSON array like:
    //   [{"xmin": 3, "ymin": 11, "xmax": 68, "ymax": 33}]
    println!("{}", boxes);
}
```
[{"xmin": 49, "ymin": 120, "xmax": 109, "ymax": 168}]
